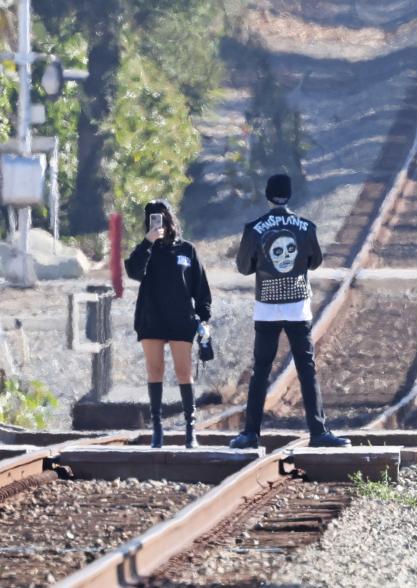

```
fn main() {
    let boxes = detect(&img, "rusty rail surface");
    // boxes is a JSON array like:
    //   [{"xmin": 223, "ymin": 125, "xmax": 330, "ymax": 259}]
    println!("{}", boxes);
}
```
[
  {"xmin": 52, "ymin": 430, "xmax": 417, "ymax": 588},
  {"xmin": 0, "ymin": 429, "xmax": 415, "ymax": 587},
  {"xmin": 0, "ymin": 431, "xmax": 136, "ymax": 489},
  {"xmin": 54, "ymin": 437, "xmax": 306, "ymax": 588},
  {"xmin": 197, "ymin": 131, "xmax": 417, "ymax": 431}
]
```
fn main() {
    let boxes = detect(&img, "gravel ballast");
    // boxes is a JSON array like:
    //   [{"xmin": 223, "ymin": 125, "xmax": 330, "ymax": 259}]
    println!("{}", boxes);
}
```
[
  {"xmin": 268, "ymin": 465, "xmax": 417, "ymax": 588},
  {"xmin": 145, "ymin": 466, "xmax": 417, "ymax": 588},
  {"xmin": 0, "ymin": 478, "xmax": 211, "ymax": 588}
]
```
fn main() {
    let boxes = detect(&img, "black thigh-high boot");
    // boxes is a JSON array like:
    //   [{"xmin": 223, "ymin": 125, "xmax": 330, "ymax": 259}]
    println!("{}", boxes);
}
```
[
  {"xmin": 148, "ymin": 382, "xmax": 163, "ymax": 448},
  {"xmin": 179, "ymin": 383, "xmax": 199, "ymax": 448}
]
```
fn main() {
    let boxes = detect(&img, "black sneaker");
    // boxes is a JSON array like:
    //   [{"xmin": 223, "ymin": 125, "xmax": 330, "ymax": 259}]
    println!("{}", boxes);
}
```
[
  {"xmin": 229, "ymin": 431, "xmax": 259, "ymax": 449},
  {"xmin": 309, "ymin": 431, "xmax": 351, "ymax": 448}
]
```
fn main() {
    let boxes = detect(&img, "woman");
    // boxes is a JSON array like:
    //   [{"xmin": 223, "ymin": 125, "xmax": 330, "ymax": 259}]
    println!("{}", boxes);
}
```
[{"xmin": 124, "ymin": 200, "xmax": 211, "ymax": 449}]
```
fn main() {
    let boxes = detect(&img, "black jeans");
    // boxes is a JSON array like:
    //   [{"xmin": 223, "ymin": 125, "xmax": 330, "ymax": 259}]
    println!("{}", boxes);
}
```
[{"xmin": 245, "ymin": 320, "xmax": 327, "ymax": 436}]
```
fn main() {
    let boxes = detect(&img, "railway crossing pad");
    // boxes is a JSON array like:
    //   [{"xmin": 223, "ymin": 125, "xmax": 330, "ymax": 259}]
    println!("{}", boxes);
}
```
[
  {"xmin": 57, "ymin": 445, "xmax": 265, "ymax": 484},
  {"xmin": 0, "ymin": 443, "xmax": 39, "ymax": 460},
  {"xmin": 288, "ymin": 446, "xmax": 401, "ymax": 482}
]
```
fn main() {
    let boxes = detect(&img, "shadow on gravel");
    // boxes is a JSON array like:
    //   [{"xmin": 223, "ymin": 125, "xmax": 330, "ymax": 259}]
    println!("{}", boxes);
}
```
[
  {"xmin": 181, "ymin": 31, "xmax": 417, "ymax": 242},
  {"xmin": 268, "ymin": 0, "xmax": 417, "ymax": 31}
]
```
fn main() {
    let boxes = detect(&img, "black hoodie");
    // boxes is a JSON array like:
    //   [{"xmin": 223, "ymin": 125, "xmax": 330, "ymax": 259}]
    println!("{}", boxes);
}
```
[{"xmin": 125, "ymin": 238, "xmax": 211, "ymax": 341}]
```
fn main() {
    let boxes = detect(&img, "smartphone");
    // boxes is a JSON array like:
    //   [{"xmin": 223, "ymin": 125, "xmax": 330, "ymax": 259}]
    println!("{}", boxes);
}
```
[{"xmin": 150, "ymin": 213, "xmax": 163, "ymax": 230}]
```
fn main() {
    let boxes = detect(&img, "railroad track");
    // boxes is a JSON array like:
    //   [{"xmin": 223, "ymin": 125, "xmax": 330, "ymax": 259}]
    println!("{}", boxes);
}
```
[
  {"xmin": 1, "ymin": 61, "xmax": 417, "ymax": 588},
  {"xmin": 0, "ymin": 162, "xmax": 416, "ymax": 588},
  {"xmin": 0, "ymin": 427, "xmax": 416, "ymax": 587}
]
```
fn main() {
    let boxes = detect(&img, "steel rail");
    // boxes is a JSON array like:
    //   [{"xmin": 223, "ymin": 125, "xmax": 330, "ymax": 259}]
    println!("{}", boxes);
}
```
[
  {"xmin": 0, "ymin": 449, "xmax": 49, "ymax": 488},
  {"xmin": 198, "ymin": 130, "xmax": 417, "ymax": 431},
  {"xmin": 0, "ymin": 431, "xmax": 136, "ymax": 488},
  {"xmin": 54, "ymin": 436, "xmax": 307, "ymax": 588},
  {"xmin": 365, "ymin": 377, "xmax": 417, "ymax": 430}
]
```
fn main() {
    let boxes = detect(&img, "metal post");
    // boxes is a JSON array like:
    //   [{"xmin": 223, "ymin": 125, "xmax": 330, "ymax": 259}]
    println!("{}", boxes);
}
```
[
  {"xmin": 86, "ymin": 285, "xmax": 113, "ymax": 401},
  {"xmin": 17, "ymin": 0, "xmax": 31, "ymax": 155},
  {"xmin": 17, "ymin": 0, "xmax": 33, "ymax": 287}
]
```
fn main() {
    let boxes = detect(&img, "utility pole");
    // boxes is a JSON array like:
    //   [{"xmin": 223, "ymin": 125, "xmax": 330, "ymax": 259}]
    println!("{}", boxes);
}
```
[
  {"xmin": 17, "ymin": 0, "xmax": 33, "ymax": 287},
  {"xmin": 0, "ymin": 0, "xmax": 88, "ymax": 287}
]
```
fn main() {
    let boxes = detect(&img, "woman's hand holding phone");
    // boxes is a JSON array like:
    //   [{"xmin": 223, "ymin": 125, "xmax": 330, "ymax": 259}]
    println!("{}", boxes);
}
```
[
  {"xmin": 146, "ymin": 213, "xmax": 164, "ymax": 242},
  {"xmin": 146, "ymin": 227, "xmax": 165, "ymax": 243}
]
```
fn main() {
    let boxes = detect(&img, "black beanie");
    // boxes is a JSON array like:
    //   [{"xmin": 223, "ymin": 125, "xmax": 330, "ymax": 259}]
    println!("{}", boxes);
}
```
[{"xmin": 265, "ymin": 174, "xmax": 291, "ymax": 203}]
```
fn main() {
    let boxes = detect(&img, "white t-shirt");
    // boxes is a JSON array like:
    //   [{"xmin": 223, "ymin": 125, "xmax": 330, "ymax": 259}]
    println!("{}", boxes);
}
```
[{"xmin": 253, "ymin": 298, "xmax": 312, "ymax": 322}]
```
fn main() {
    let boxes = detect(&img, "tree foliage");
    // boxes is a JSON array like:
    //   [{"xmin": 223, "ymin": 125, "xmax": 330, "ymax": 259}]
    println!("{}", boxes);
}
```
[
  {"xmin": 0, "ymin": 377, "xmax": 58, "ymax": 429},
  {"xmin": 0, "ymin": 6, "xmax": 16, "ymax": 143},
  {"xmin": 0, "ymin": 69, "xmax": 14, "ymax": 143},
  {"xmin": 139, "ymin": 1, "xmax": 223, "ymax": 113},
  {"xmin": 1, "ymin": 1, "xmax": 243, "ymax": 244},
  {"xmin": 103, "ymin": 28, "xmax": 200, "ymax": 245}
]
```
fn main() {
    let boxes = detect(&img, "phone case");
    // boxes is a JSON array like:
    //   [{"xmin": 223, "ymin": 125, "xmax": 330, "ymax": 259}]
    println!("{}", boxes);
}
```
[{"xmin": 150, "ymin": 213, "xmax": 163, "ymax": 230}]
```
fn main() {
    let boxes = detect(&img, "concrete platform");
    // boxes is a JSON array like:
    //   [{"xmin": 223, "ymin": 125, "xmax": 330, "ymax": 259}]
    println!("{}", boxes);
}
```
[
  {"xmin": 206, "ymin": 268, "xmax": 347, "ymax": 291},
  {"xmin": 0, "ymin": 444, "xmax": 38, "ymax": 460},
  {"xmin": 340, "ymin": 430, "xmax": 417, "ymax": 446},
  {"xmin": 290, "ymin": 446, "xmax": 401, "ymax": 482},
  {"xmin": 400, "ymin": 448, "xmax": 417, "ymax": 466},
  {"xmin": 58, "ymin": 445, "xmax": 265, "ymax": 484},
  {"xmin": 107, "ymin": 384, "xmax": 205, "ymax": 406},
  {"xmin": 72, "ymin": 401, "xmax": 149, "ymax": 430},
  {"xmin": 72, "ymin": 385, "xmax": 221, "ymax": 430},
  {"xmin": 355, "ymin": 268, "xmax": 417, "ymax": 290},
  {"xmin": 132, "ymin": 430, "xmax": 301, "ymax": 453}
]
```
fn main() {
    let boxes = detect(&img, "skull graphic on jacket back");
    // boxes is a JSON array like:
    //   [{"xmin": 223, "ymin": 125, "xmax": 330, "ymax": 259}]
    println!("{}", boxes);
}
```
[{"xmin": 263, "ymin": 229, "xmax": 298, "ymax": 273}]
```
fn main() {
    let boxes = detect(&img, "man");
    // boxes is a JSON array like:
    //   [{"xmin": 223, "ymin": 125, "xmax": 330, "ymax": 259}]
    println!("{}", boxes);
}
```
[{"xmin": 230, "ymin": 174, "xmax": 351, "ymax": 449}]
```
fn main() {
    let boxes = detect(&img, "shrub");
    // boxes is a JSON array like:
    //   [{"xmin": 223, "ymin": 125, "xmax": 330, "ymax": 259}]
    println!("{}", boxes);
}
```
[{"xmin": 0, "ymin": 377, "xmax": 58, "ymax": 430}]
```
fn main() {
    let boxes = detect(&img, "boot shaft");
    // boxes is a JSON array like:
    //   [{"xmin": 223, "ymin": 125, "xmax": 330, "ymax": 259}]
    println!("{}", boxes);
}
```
[
  {"xmin": 148, "ymin": 382, "xmax": 163, "ymax": 448},
  {"xmin": 179, "ymin": 383, "xmax": 198, "ymax": 448},
  {"xmin": 179, "ymin": 383, "xmax": 196, "ymax": 424},
  {"xmin": 148, "ymin": 382, "xmax": 163, "ymax": 419}
]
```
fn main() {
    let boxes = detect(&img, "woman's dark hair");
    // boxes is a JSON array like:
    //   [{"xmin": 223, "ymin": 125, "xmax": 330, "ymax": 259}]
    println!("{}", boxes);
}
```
[{"xmin": 144, "ymin": 199, "xmax": 180, "ymax": 243}]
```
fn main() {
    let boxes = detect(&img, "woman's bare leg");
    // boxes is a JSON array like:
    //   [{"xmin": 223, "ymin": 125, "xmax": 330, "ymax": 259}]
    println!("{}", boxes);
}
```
[
  {"xmin": 141, "ymin": 339, "xmax": 165, "ymax": 382},
  {"xmin": 169, "ymin": 341, "xmax": 193, "ymax": 384}
]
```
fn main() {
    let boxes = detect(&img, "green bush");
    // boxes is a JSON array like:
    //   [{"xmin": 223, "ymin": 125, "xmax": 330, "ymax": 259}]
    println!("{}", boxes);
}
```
[
  {"xmin": 103, "ymin": 29, "xmax": 200, "ymax": 247},
  {"xmin": 0, "ymin": 377, "xmax": 58, "ymax": 430}
]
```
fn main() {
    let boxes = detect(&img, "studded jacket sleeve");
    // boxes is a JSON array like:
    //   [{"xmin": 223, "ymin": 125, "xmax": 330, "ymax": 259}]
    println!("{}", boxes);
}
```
[
  {"xmin": 236, "ymin": 224, "xmax": 257, "ymax": 275},
  {"xmin": 307, "ymin": 225, "xmax": 323, "ymax": 270}
]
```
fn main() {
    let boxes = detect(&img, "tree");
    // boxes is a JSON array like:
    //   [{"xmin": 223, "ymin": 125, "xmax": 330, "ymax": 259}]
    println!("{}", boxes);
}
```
[{"xmin": 33, "ymin": 0, "xmax": 123, "ymax": 234}]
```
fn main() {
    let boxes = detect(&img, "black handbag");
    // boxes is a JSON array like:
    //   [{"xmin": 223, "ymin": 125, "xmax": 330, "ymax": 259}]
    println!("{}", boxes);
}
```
[
  {"xmin": 197, "ymin": 334, "xmax": 214, "ymax": 362},
  {"xmin": 195, "ymin": 335, "xmax": 214, "ymax": 380}
]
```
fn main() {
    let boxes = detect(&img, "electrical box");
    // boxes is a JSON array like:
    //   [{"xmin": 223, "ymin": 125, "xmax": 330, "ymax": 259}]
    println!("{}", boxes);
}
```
[{"xmin": 1, "ymin": 153, "xmax": 47, "ymax": 207}]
